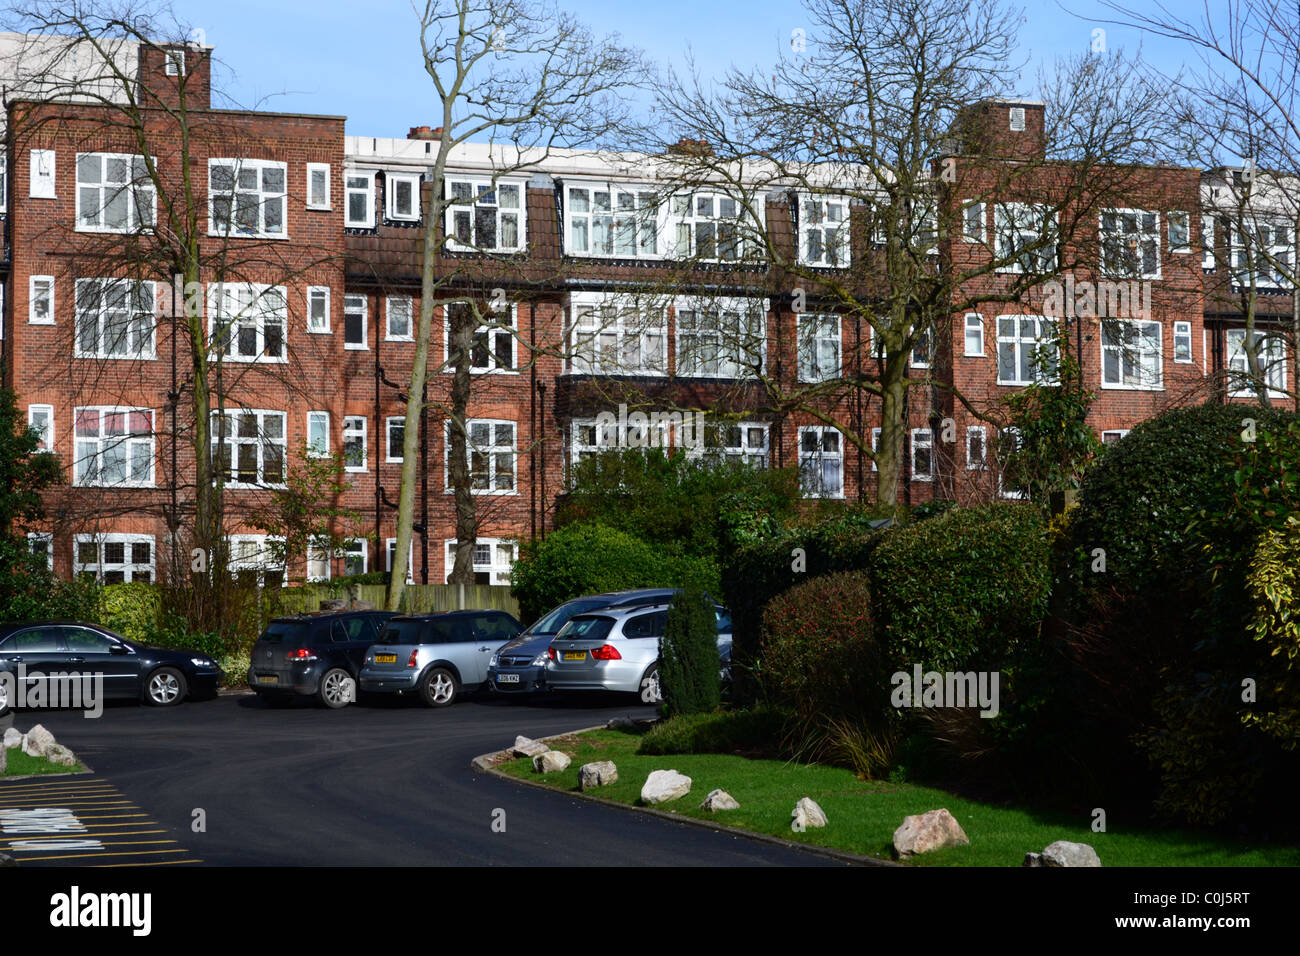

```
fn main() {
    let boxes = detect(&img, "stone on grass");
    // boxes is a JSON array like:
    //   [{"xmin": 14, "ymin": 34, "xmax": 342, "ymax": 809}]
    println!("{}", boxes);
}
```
[
  {"xmin": 699, "ymin": 789, "xmax": 740, "ymax": 812},
  {"xmin": 1024, "ymin": 840, "xmax": 1101, "ymax": 867},
  {"xmin": 45, "ymin": 744, "xmax": 78, "ymax": 768},
  {"xmin": 22, "ymin": 724, "xmax": 55, "ymax": 758},
  {"xmin": 892, "ymin": 808, "xmax": 969, "ymax": 858},
  {"xmin": 640, "ymin": 769, "xmax": 692, "ymax": 805},
  {"xmin": 791, "ymin": 797, "xmax": 828, "ymax": 831},
  {"xmin": 3, "ymin": 727, "xmax": 21, "ymax": 749},
  {"xmin": 511, "ymin": 735, "xmax": 549, "ymax": 758},
  {"xmin": 532, "ymin": 750, "xmax": 571, "ymax": 774},
  {"xmin": 606, "ymin": 717, "xmax": 637, "ymax": 730},
  {"xmin": 579, "ymin": 761, "xmax": 618, "ymax": 790}
]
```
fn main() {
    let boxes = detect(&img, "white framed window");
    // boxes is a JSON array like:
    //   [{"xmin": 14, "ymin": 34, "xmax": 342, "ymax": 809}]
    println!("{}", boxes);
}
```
[
  {"xmin": 164, "ymin": 48, "xmax": 185, "ymax": 76},
  {"xmin": 566, "ymin": 183, "xmax": 659, "ymax": 258},
  {"xmin": 669, "ymin": 190, "xmax": 752, "ymax": 261},
  {"xmin": 1168, "ymin": 211, "xmax": 1190, "ymax": 253},
  {"xmin": 568, "ymin": 416, "xmax": 672, "ymax": 469},
  {"xmin": 307, "ymin": 411, "xmax": 330, "ymax": 457},
  {"xmin": 1101, "ymin": 319, "xmax": 1163, "ymax": 390},
  {"xmin": 1173, "ymin": 320, "xmax": 1193, "ymax": 364},
  {"xmin": 1230, "ymin": 219, "xmax": 1295, "ymax": 289},
  {"xmin": 74, "ymin": 534, "xmax": 154, "ymax": 583},
  {"xmin": 386, "ymin": 295, "xmax": 414, "ymax": 341},
  {"xmin": 798, "ymin": 426, "xmax": 843, "ymax": 498},
  {"xmin": 306, "ymin": 163, "xmax": 331, "ymax": 210},
  {"xmin": 386, "ymin": 416, "xmax": 405, "ymax": 463},
  {"xmin": 386, "ymin": 172, "xmax": 421, "ymax": 221},
  {"xmin": 343, "ymin": 416, "xmax": 367, "ymax": 472},
  {"xmin": 307, "ymin": 286, "xmax": 330, "ymax": 333},
  {"xmin": 871, "ymin": 427, "xmax": 881, "ymax": 472},
  {"xmin": 27, "ymin": 532, "xmax": 53, "ymax": 570},
  {"xmin": 994, "ymin": 203, "xmax": 1056, "ymax": 274},
  {"xmin": 567, "ymin": 293, "xmax": 666, "ymax": 375},
  {"xmin": 75, "ymin": 153, "xmax": 155, "ymax": 232},
  {"xmin": 0, "ymin": 150, "xmax": 8, "ymax": 213},
  {"xmin": 209, "ymin": 283, "xmax": 286, "ymax": 362},
  {"xmin": 690, "ymin": 420, "xmax": 770, "ymax": 468},
  {"xmin": 966, "ymin": 426, "xmax": 987, "ymax": 470},
  {"xmin": 445, "ymin": 177, "xmax": 525, "ymax": 252},
  {"xmin": 212, "ymin": 409, "xmax": 287, "ymax": 488},
  {"xmin": 28, "ymin": 404, "xmax": 54, "ymax": 452},
  {"xmin": 208, "ymin": 159, "xmax": 287, "ymax": 238},
  {"xmin": 1100, "ymin": 208, "xmax": 1161, "ymax": 279},
  {"xmin": 29, "ymin": 276, "xmax": 54, "ymax": 324},
  {"xmin": 797, "ymin": 313, "xmax": 841, "ymax": 383},
  {"xmin": 229, "ymin": 535, "xmax": 286, "ymax": 588},
  {"xmin": 911, "ymin": 428, "xmax": 934, "ymax": 481},
  {"xmin": 910, "ymin": 326, "xmax": 933, "ymax": 369},
  {"xmin": 964, "ymin": 313, "xmax": 985, "ymax": 356},
  {"xmin": 1202, "ymin": 214, "xmax": 1216, "ymax": 270},
  {"xmin": 74, "ymin": 278, "xmax": 156, "ymax": 359},
  {"xmin": 447, "ymin": 420, "xmax": 517, "ymax": 494},
  {"xmin": 998, "ymin": 426, "xmax": 1027, "ymax": 500},
  {"xmin": 799, "ymin": 194, "xmax": 851, "ymax": 267},
  {"xmin": 73, "ymin": 407, "xmax": 154, "ymax": 487},
  {"xmin": 1226, "ymin": 328, "xmax": 1288, "ymax": 397},
  {"xmin": 962, "ymin": 201, "xmax": 986, "ymax": 243},
  {"xmin": 444, "ymin": 539, "xmax": 516, "ymax": 586},
  {"xmin": 306, "ymin": 539, "xmax": 331, "ymax": 582},
  {"xmin": 996, "ymin": 315, "xmax": 1059, "ymax": 385},
  {"xmin": 30, "ymin": 148, "xmax": 55, "ymax": 198},
  {"xmin": 344, "ymin": 294, "xmax": 368, "ymax": 349},
  {"xmin": 342, "ymin": 539, "xmax": 368, "ymax": 576},
  {"xmin": 386, "ymin": 538, "xmax": 415, "ymax": 585},
  {"xmin": 345, "ymin": 170, "xmax": 375, "ymax": 228},
  {"xmin": 1102, "ymin": 429, "xmax": 1129, "ymax": 445},
  {"xmin": 675, "ymin": 297, "xmax": 767, "ymax": 379},
  {"xmin": 1009, "ymin": 106, "xmax": 1026, "ymax": 131}
]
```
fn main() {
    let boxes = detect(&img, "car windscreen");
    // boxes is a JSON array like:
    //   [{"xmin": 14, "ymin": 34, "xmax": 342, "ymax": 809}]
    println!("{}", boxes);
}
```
[
  {"xmin": 527, "ymin": 599, "xmax": 609, "ymax": 636},
  {"xmin": 554, "ymin": 615, "xmax": 615, "ymax": 642},
  {"xmin": 259, "ymin": 621, "xmax": 313, "ymax": 644}
]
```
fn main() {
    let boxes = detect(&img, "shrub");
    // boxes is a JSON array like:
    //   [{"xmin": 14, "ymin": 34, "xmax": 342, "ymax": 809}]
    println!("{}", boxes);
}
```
[
  {"xmin": 97, "ymin": 582, "xmax": 161, "ymax": 642},
  {"xmin": 660, "ymin": 585, "xmax": 721, "ymax": 716},
  {"xmin": 636, "ymin": 709, "xmax": 787, "ymax": 757},
  {"xmin": 870, "ymin": 502, "xmax": 1050, "ymax": 672}
]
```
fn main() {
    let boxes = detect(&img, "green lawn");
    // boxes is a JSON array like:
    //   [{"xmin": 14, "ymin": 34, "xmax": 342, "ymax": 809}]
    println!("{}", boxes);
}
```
[
  {"xmin": 2, "ymin": 748, "xmax": 86, "ymax": 777},
  {"xmin": 499, "ymin": 729, "xmax": 1299, "ymax": 866}
]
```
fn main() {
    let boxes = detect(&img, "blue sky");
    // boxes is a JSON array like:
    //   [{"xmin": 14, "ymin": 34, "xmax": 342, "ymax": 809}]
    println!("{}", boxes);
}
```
[{"xmin": 177, "ymin": 0, "xmax": 1200, "ymax": 138}]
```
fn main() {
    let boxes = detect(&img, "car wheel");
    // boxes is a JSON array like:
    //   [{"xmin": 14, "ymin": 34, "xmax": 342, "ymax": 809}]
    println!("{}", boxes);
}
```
[
  {"xmin": 144, "ymin": 667, "xmax": 187, "ymax": 706},
  {"xmin": 639, "ymin": 664, "xmax": 662, "ymax": 705},
  {"xmin": 420, "ymin": 668, "xmax": 457, "ymax": 708},
  {"xmin": 318, "ymin": 669, "xmax": 356, "ymax": 709}
]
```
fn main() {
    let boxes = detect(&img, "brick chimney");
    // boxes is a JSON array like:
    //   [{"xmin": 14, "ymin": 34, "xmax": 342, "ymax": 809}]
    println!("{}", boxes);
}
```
[
  {"xmin": 408, "ymin": 126, "xmax": 444, "ymax": 140},
  {"xmin": 951, "ymin": 99, "xmax": 1045, "ymax": 161},
  {"xmin": 667, "ymin": 136, "xmax": 713, "ymax": 157},
  {"xmin": 137, "ymin": 42, "xmax": 211, "ymax": 110}
]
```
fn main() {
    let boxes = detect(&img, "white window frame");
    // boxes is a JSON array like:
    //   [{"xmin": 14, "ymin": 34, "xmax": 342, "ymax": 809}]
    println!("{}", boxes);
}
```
[
  {"xmin": 910, "ymin": 326, "xmax": 933, "ymax": 369},
  {"xmin": 208, "ymin": 282, "xmax": 287, "ymax": 363},
  {"xmin": 1102, "ymin": 429, "xmax": 1130, "ymax": 445},
  {"xmin": 164, "ymin": 48, "xmax": 185, "ymax": 76},
  {"xmin": 1173, "ymin": 320, "xmax": 1193, "ymax": 364},
  {"xmin": 444, "ymin": 538, "xmax": 516, "ymax": 586},
  {"xmin": 74, "ymin": 278, "xmax": 157, "ymax": 359},
  {"xmin": 343, "ymin": 416, "xmax": 367, "ymax": 473},
  {"xmin": 306, "ymin": 162, "xmax": 331, "ymax": 210},
  {"xmin": 565, "ymin": 182, "xmax": 660, "ymax": 258},
  {"xmin": 307, "ymin": 411, "xmax": 330, "ymax": 457},
  {"xmin": 386, "ymin": 416, "xmax": 405, "ymax": 463},
  {"xmin": 996, "ymin": 314, "xmax": 1060, "ymax": 386},
  {"xmin": 386, "ymin": 172, "xmax": 421, "ymax": 222},
  {"xmin": 1202, "ymin": 214, "xmax": 1216, "ymax": 270},
  {"xmin": 27, "ymin": 532, "xmax": 53, "ymax": 571},
  {"xmin": 29, "ymin": 275, "xmax": 54, "ymax": 325},
  {"xmin": 0, "ymin": 150, "xmax": 8, "ymax": 213},
  {"xmin": 1101, "ymin": 318, "xmax": 1164, "ymax": 391},
  {"xmin": 966, "ymin": 426, "xmax": 987, "ymax": 470},
  {"xmin": 344, "ymin": 169, "xmax": 376, "ymax": 228},
  {"xmin": 73, "ymin": 407, "xmax": 155, "ymax": 488},
  {"xmin": 208, "ymin": 158, "xmax": 288, "ymax": 239},
  {"xmin": 211, "ymin": 408, "xmax": 288, "ymax": 489},
  {"xmin": 446, "ymin": 419, "xmax": 517, "ymax": 495},
  {"xmin": 798, "ymin": 425, "xmax": 844, "ymax": 499},
  {"xmin": 1009, "ymin": 107, "xmax": 1026, "ymax": 131},
  {"xmin": 668, "ymin": 189, "xmax": 756, "ymax": 262},
  {"xmin": 386, "ymin": 538, "xmax": 415, "ymax": 585},
  {"xmin": 342, "ymin": 539, "xmax": 368, "ymax": 576},
  {"xmin": 75, "ymin": 152, "xmax": 156, "ymax": 233},
  {"xmin": 228, "ymin": 534, "xmax": 286, "ymax": 586},
  {"xmin": 28, "ymin": 403, "xmax": 54, "ymax": 452},
  {"xmin": 674, "ymin": 296, "xmax": 767, "ymax": 379},
  {"xmin": 798, "ymin": 193, "xmax": 851, "ymax": 267},
  {"xmin": 797, "ymin": 313, "xmax": 841, "ymax": 383},
  {"xmin": 568, "ymin": 416, "xmax": 672, "ymax": 470},
  {"xmin": 964, "ymin": 313, "xmax": 985, "ymax": 356},
  {"xmin": 998, "ymin": 426, "xmax": 1027, "ymax": 500},
  {"xmin": 306, "ymin": 286, "xmax": 331, "ymax": 334},
  {"xmin": 911, "ymin": 428, "xmax": 934, "ymax": 482},
  {"xmin": 1226, "ymin": 328, "xmax": 1288, "ymax": 398},
  {"xmin": 1229, "ymin": 219, "xmax": 1295, "ymax": 290},
  {"xmin": 962, "ymin": 200, "xmax": 986, "ymax": 243},
  {"xmin": 29, "ymin": 148, "xmax": 55, "ymax": 199},
  {"xmin": 344, "ymin": 294, "xmax": 368, "ymax": 350},
  {"xmin": 306, "ymin": 538, "xmax": 331, "ymax": 582},
  {"xmin": 1168, "ymin": 210, "xmax": 1191, "ymax": 253},
  {"xmin": 1100, "ymin": 208, "xmax": 1162, "ymax": 279},
  {"xmin": 386, "ymin": 295, "xmax": 414, "ymax": 342},
  {"xmin": 74, "ymin": 533, "xmax": 154, "ymax": 583},
  {"xmin": 688, "ymin": 420, "xmax": 770, "ymax": 468},
  {"xmin": 444, "ymin": 176, "xmax": 526, "ymax": 253},
  {"xmin": 567, "ymin": 293, "xmax": 666, "ymax": 376},
  {"xmin": 994, "ymin": 202, "xmax": 1057, "ymax": 275},
  {"xmin": 871, "ymin": 427, "xmax": 881, "ymax": 472}
]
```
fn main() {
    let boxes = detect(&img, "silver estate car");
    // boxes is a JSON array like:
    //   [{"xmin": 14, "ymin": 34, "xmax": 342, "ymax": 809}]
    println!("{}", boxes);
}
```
[
  {"xmin": 544, "ymin": 603, "xmax": 732, "ymax": 704},
  {"xmin": 358, "ymin": 610, "xmax": 521, "ymax": 707}
]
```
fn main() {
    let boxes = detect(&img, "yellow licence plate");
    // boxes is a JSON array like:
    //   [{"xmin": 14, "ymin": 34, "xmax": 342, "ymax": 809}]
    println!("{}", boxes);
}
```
[
  {"xmin": 257, "ymin": 675, "xmax": 278, "ymax": 684},
  {"xmin": 375, "ymin": 654, "xmax": 397, "ymax": 663},
  {"xmin": 563, "ymin": 651, "xmax": 587, "ymax": 661}
]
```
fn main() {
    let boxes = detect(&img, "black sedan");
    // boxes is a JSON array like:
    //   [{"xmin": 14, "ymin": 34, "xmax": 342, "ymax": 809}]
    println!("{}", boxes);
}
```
[{"xmin": 0, "ymin": 620, "xmax": 223, "ymax": 715}]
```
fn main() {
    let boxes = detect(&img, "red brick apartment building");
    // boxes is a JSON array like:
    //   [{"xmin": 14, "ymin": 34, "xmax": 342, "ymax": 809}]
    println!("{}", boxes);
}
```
[{"xmin": 1, "ymin": 38, "xmax": 1293, "ymax": 587}]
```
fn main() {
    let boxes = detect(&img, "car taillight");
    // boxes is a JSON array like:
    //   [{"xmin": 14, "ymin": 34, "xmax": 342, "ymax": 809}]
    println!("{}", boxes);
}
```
[
  {"xmin": 591, "ymin": 644, "xmax": 622, "ymax": 661},
  {"xmin": 287, "ymin": 648, "xmax": 317, "ymax": 661},
  {"xmin": 547, "ymin": 646, "xmax": 556, "ymax": 661},
  {"xmin": 407, "ymin": 650, "xmax": 419, "ymax": 668}
]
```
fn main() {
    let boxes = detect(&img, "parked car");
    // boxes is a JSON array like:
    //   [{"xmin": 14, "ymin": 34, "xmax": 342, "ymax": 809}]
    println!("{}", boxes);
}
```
[
  {"xmin": 0, "ymin": 621, "xmax": 222, "ymax": 715},
  {"xmin": 486, "ymin": 588, "xmax": 683, "ymax": 696},
  {"xmin": 248, "ymin": 610, "xmax": 396, "ymax": 709},
  {"xmin": 358, "ymin": 610, "xmax": 522, "ymax": 707},
  {"xmin": 544, "ymin": 603, "xmax": 733, "ymax": 704}
]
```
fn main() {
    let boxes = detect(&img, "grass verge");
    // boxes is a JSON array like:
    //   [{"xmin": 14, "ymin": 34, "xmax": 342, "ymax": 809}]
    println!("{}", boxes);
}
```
[
  {"xmin": 2, "ymin": 748, "xmax": 87, "ymax": 777},
  {"xmin": 498, "ymin": 728, "xmax": 1300, "ymax": 866}
]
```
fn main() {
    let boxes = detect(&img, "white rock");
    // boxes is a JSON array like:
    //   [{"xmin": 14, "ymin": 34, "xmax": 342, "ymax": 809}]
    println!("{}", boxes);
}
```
[
  {"xmin": 640, "ymin": 769, "xmax": 692, "ymax": 804},
  {"xmin": 532, "ymin": 750, "xmax": 571, "ymax": 774},
  {"xmin": 45, "ymin": 744, "xmax": 78, "ymax": 768},
  {"xmin": 579, "ymin": 761, "xmax": 618, "ymax": 790},
  {"xmin": 892, "ymin": 808, "xmax": 969, "ymax": 858},
  {"xmin": 3, "ymin": 728, "xmax": 22, "ymax": 749},
  {"xmin": 511, "ymin": 735, "xmax": 549, "ymax": 758},
  {"xmin": 1034, "ymin": 840, "xmax": 1102, "ymax": 867},
  {"xmin": 791, "ymin": 796, "xmax": 828, "ymax": 831},
  {"xmin": 22, "ymin": 724, "xmax": 56, "ymax": 758},
  {"xmin": 699, "ymin": 789, "xmax": 740, "ymax": 812}
]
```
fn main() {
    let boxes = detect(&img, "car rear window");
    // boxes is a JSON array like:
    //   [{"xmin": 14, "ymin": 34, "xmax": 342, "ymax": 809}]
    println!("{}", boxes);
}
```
[
  {"xmin": 556, "ymin": 616, "xmax": 615, "ymax": 642},
  {"xmin": 377, "ymin": 619, "xmax": 429, "ymax": 645},
  {"xmin": 260, "ymin": 621, "xmax": 315, "ymax": 644}
]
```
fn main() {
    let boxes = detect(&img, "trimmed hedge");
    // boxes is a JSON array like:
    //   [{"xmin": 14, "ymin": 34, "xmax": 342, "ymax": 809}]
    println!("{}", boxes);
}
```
[{"xmin": 661, "ymin": 585, "xmax": 722, "ymax": 716}]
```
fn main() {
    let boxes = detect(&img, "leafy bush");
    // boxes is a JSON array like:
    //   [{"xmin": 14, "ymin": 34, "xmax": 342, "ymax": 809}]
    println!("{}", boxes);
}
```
[
  {"xmin": 870, "ymin": 503, "xmax": 1050, "ymax": 672},
  {"xmin": 1243, "ymin": 521, "xmax": 1300, "ymax": 747},
  {"xmin": 97, "ymin": 582, "xmax": 161, "ymax": 642},
  {"xmin": 636, "ymin": 709, "xmax": 786, "ymax": 757},
  {"xmin": 660, "ymin": 585, "xmax": 721, "ymax": 716}
]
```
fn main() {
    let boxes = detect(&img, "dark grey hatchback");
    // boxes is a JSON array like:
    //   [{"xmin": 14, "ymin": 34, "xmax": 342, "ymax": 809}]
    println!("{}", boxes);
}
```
[{"xmin": 248, "ymin": 611, "xmax": 395, "ymax": 708}]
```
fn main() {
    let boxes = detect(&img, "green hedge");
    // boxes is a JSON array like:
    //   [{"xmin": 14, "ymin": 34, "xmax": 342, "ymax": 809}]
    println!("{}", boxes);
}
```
[{"xmin": 661, "ymin": 585, "xmax": 722, "ymax": 716}]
